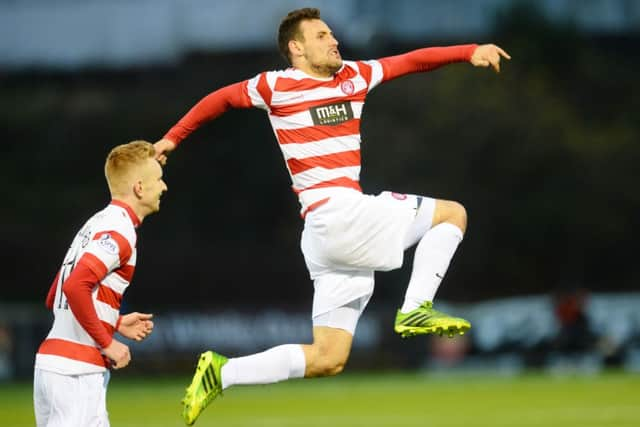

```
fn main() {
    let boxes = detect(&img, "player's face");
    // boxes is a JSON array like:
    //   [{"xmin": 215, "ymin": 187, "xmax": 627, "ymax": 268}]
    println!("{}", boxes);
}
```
[
  {"xmin": 297, "ymin": 19, "xmax": 342, "ymax": 77},
  {"xmin": 139, "ymin": 158, "xmax": 167, "ymax": 215}
]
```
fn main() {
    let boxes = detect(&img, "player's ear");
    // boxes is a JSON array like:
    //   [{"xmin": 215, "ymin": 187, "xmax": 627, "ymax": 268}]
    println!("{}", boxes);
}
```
[
  {"xmin": 133, "ymin": 180, "xmax": 143, "ymax": 199},
  {"xmin": 288, "ymin": 39, "xmax": 302, "ymax": 58}
]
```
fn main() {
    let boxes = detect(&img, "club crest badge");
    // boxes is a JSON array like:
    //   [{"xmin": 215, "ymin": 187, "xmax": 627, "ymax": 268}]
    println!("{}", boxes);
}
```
[{"xmin": 340, "ymin": 80, "xmax": 355, "ymax": 95}]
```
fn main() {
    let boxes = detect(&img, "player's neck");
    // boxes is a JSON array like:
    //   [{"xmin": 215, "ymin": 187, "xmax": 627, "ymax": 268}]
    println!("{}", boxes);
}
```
[
  {"xmin": 293, "ymin": 62, "xmax": 335, "ymax": 79},
  {"xmin": 112, "ymin": 196, "xmax": 146, "ymax": 224}
]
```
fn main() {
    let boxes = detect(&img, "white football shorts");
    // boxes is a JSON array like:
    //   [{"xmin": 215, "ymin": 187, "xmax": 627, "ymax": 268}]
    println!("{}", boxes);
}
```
[
  {"xmin": 34, "ymin": 368, "xmax": 111, "ymax": 427},
  {"xmin": 312, "ymin": 293, "xmax": 372, "ymax": 335},
  {"xmin": 303, "ymin": 190, "xmax": 435, "ymax": 322}
]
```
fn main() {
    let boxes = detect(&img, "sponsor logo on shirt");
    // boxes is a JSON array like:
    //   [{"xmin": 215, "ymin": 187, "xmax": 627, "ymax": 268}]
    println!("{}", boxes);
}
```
[
  {"xmin": 98, "ymin": 234, "xmax": 119, "ymax": 255},
  {"xmin": 310, "ymin": 102, "xmax": 354, "ymax": 126}
]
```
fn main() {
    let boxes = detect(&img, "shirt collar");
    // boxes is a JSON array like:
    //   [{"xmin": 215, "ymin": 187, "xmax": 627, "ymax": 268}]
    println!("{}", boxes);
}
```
[{"xmin": 110, "ymin": 199, "xmax": 141, "ymax": 228}]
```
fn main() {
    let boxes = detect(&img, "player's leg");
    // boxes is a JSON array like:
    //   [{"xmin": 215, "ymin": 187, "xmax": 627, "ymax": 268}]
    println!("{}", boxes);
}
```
[
  {"xmin": 33, "ymin": 369, "xmax": 109, "ymax": 427},
  {"xmin": 301, "ymin": 326, "xmax": 353, "ymax": 377},
  {"xmin": 181, "ymin": 294, "xmax": 367, "ymax": 425},
  {"xmin": 194, "ymin": 301, "xmax": 368, "ymax": 389},
  {"xmin": 302, "ymin": 294, "xmax": 369, "ymax": 377},
  {"xmin": 401, "ymin": 199, "xmax": 466, "ymax": 309},
  {"xmin": 395, "ymin": 198, "xmax": 471, "ymax": 337},
  {"xmin": 182, "ymin": 342, "xmax": 306, "ymax": 425},
  {"xmin": 33, "ymin": 368, "xmax": 51, "ymax": 427}
]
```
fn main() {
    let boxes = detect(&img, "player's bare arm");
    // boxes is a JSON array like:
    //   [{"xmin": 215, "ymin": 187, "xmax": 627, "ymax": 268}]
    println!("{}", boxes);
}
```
[
  {"xmin": 470, "ymin": 44, "xmax": 511, "ymax": 72},
  {"xmin": 118, "ymin": 312, "xmax": 154, "ymax": 341}
]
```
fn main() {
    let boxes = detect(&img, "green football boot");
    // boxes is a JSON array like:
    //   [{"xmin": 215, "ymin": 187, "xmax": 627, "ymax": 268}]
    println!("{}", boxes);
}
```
[
  {"xmin": 182, "ymin": 351, "xmax": 228, "ymax": 425},
  {"xmin": 394, "ymin": 301, "xmax": 471, "ymax": 338}
]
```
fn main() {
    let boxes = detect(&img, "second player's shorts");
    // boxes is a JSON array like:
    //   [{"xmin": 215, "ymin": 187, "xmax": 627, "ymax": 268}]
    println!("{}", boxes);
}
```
[{"xmin": 34, "ymin": 368, "xmax": 110, "ymax": 427}]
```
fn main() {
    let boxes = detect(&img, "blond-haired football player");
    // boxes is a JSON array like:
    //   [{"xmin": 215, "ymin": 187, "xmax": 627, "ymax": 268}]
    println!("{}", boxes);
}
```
[{"xmin": 34, "ymin": 140, "xmax": 167, "ymax": 427}]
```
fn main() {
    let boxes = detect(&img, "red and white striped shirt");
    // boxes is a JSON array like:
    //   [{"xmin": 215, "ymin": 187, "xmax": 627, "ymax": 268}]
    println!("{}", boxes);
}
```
[
  {"xmin": 35, "ymin": 200, "xmax": 139, "ymax": 375},
  {"xmin": 164, "ymin": 45, "xmax": 477, "ymax": 215}
]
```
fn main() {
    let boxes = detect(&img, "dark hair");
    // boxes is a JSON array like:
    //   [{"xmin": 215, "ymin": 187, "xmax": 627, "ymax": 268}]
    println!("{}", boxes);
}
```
[{"xmin": 277, "ymin": 8, "xmax": 321, "ymax": 64}]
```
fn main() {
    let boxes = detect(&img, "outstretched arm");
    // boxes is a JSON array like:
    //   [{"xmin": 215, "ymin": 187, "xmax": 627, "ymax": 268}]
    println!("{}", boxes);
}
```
[
  {"xmin": 155, "ymin": 81, "xmax": 252, "ymax": 164},
  {"xmin": 469, "ymin": 44, "xmax": 511, "ymax": 72},
  {"xmin": 378, "ymin": 43, "xmax": 510, "ymax": 83}
]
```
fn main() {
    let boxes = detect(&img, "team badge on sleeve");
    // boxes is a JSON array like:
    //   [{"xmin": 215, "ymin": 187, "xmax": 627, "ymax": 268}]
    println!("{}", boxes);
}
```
[{"xmin": 97, "ymin": 233, "xmax": 119, "ymax": 255}]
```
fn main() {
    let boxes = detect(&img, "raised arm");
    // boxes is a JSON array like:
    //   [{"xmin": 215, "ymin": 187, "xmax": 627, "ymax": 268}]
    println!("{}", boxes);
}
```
[
  {"xmin": 378, "ymin": 43, "xmax": 510, "ymax": 83},
  {"xmin": 155, "ymin": 81, "xmax": 252, "ymax": 164}
]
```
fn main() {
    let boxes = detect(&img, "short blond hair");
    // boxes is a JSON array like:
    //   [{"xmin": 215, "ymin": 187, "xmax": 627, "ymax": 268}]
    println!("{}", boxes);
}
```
[{"xmin": 105, "ymin": 140, "xmax": 156, "ymax": 196}]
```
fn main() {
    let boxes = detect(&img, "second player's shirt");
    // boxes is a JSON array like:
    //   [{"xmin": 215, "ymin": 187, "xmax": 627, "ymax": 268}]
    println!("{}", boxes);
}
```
[
  {"xmin": 164, "ymin": 45, "xmax": 477, "ymax": 215},
  {"xmin": 35, "ymin": 200, "xmax": 139, "ymax": 375}
]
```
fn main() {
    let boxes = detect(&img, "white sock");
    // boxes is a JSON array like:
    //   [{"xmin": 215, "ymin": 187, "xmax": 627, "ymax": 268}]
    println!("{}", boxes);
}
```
[
  {"xmin": 220, "ymin": 344, "xmax": 306, "ymax": 390},
  {"xmin": 400, "ymin": 222, "xmax": 463, "ymax": 313}
]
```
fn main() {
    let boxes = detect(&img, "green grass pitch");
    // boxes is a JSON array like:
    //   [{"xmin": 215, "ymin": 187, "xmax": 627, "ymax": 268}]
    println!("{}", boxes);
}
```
[{"xmin": 2, "ymin": 371, "xmax": 639, "ymax": 426}]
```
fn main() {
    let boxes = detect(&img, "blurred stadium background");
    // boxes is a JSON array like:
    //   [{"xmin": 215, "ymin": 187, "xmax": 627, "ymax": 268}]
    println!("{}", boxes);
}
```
[{"xmin": 1, "ymin": 0, "xmax": 639, "ymax": 425}]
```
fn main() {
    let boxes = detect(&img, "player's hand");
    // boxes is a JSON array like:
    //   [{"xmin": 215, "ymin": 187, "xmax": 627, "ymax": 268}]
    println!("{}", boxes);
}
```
[
  {"xmin": 118, "ymin": 312, "xmax": 154, "ymax": 341},
  {"xmin": 470, "ymin": 44, "xmax": 511, "ymax": 73},
  {"xmin": 103, "ymin": 339, "xmax": 131, "ymax": 370},
  {"xmin": 154, "ymin": 138, "xmax": 177, "ymax": 166}
]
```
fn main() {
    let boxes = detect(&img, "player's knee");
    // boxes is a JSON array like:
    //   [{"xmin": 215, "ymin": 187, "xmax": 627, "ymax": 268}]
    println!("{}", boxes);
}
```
[
  {"xmin": 315, "ymin": 355, "xmax": 346, "ymax": 377},
  {"xmin": 441, "ymin": 200, "xmax": 467, "ymax": 234},
  {"xmin": 452, "ymin": 201, "xmax": 467, "ymax": 233},
  {"xmin": 306, "ymin": 348, "xmax": 348, "ymax": 377}
]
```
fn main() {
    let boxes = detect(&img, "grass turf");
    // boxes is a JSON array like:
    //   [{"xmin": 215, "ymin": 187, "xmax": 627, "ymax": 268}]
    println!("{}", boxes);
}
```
[{"xmin": 2, "ymin": 371, "xmax": 639, "ymax": 426}]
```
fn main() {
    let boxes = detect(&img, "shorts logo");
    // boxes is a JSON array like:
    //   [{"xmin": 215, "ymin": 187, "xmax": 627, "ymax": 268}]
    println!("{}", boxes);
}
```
[
  {"xmin": 391, "ymin": 192, "xmax": 407, "ymax": 200},
  {"xmin": 98, "ymin": 234, "xmax": 119, "ymax": 255},
  {"xmin": 340, "ymin": 80, "xmax": 355, "ymax": 95},
  {"xmin": 310, "ymin": 102, "xmax": 354, "ymax": 126}
]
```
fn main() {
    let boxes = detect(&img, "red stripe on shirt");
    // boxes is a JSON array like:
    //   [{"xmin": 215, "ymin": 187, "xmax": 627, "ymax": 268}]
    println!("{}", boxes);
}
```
[
  {"xmin": 288, "ymin": 150, "xmax": 361, "ymax": 175},
  {"xmin": 270, "ymin": 91, "xmax": 367, "ymax": 117},
  {"xmin": 45, "ymin": 271, "xmax": 60, "ymax": 310},
  {"xmin": 276, "ymin": 119, "xmax": 360, "ymax": 144},
  {"xmin": 81, "ymin": 252, "xmax": 108, "ymax": 280},
  {"xmin": 274, "ymin": 67, "xmax": 358, "ymax": 92},
  {"xmin": 301, "ymin": 197, "xmax": 331, "ymax": 219},
  {"xmin": 93, "ymin": 230, "xmax": 132, "ymax": 269},
  {"xmin": 38, "ymin": 338, "xmax": 108, "ymax": 368},
  {"xmin": 294, "ymin": 177, "xmax": 362, "ymax": 193},
  {"xmin": 97, "ymin": 283, "xmax": 122, "ymax": 311},
  {"xmin": 256, "ymin": 72, "xmax": 273, "ymax": 106},
  {"xmin": 355, "ymin": 61, "xmax": 373, "ymax": 86},
  {"xmin": 116, "ymin": 264, "xmax": 135, "ymax": 282}
]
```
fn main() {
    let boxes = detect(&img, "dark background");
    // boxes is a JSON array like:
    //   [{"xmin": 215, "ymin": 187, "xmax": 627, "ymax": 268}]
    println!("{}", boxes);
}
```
[{"xmin": 2, "ymin": 3, "xmax": 638, "ymax": 312}]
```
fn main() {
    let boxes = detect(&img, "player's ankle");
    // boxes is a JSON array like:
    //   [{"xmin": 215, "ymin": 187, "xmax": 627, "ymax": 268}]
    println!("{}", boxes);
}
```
[{"xmin": 400, "ymin": 298, "xmax": 423, "ymax": 313}]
